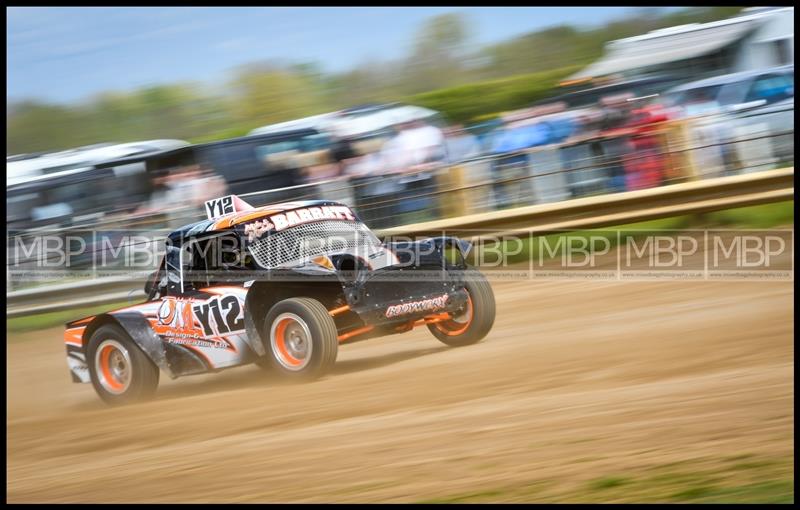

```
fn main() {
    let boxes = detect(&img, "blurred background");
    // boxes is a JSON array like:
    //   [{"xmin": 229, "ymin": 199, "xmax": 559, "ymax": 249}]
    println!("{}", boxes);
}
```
[
  {"xmin": 6, "ymin": 6, "xmax": 795, "ymax": 292},
  {"xmin": 6, "ymin": 7, "xmax": 795, "ymax": 504}
]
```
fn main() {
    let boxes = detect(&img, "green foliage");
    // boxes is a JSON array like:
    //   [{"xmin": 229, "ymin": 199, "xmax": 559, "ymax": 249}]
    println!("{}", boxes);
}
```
[
  {"xmin": 409, "ymin": 66, "xmax": 582, "ymax": 123},
  {"xmin": 402, "ymin": 12, "xmax": 472, "ymax": 94},
  {"xmin": 6, "ymin": 7, "xmax": 746, "ymax": 154},
  {"xmin": 7, "ymin": 101, "xmax": 89, "ymax": 154},
  {"xmin": 229, "ymin": 64, "xmax": 329, "ymax": 127},
  {"xmin": 475, "ymin": 7, "xmax": 744, "ymax": 80}
]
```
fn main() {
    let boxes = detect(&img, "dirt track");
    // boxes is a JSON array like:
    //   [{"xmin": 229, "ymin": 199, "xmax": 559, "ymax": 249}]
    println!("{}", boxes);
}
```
[{"xmin": 6, "ymin": 279, "xmax": 794, "ymax": 502}]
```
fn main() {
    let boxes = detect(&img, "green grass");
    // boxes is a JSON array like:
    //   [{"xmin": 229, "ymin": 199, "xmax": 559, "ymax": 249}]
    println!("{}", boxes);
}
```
[
  {"xmin": 703, "ymin": 201, "xmax": 794, "ymax": 229},
  {"xmin": 587, "ymin": 477, "xmax": 631, "ymax": 490},
  {"xmin": 7, "ymin": 300, "xmax": 137, "ymax": 335},
  {"xmin": 415, "ymin": 453, "xmax": 793, "ymax": 503},
  {"xmin": 472, "ymin": 200, "xmax": 793, "ymax": 266},
  {"xmin": 472, "ymin": 216, "xmax": 690, "ymax": 266}
]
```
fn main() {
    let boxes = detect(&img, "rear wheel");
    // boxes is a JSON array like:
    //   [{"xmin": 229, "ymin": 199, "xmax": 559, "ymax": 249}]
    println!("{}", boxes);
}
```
[
  {"xmin": 429, "ymin": 270, "xmax": 495, "ymax": 347},
  {"xmin": 257, "ymin": 297, "xmax": 338, "ymax": 380},
  {"xmin": 87, "ymin": 324, "xmax": 160, "ymax": 406}
]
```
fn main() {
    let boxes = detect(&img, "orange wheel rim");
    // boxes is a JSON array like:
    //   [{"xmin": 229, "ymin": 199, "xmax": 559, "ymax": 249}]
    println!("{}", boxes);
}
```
[
  {"xmin": 270, "ymin": 313, "xmax": 312, "ymax": 370},
  {"xmin": 95, "ymin": 340, "xmax": 131, "ymax": 394},
  {"xmin": 435, "ymin": 294, "xmax": 473, "ymax": 336}
]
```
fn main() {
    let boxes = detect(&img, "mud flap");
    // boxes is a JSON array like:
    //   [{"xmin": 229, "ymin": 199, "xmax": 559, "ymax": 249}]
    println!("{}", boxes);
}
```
[
  {"xmin": 243, "ymin": 303, "xmax": 267, "ymax": 357},
  {"xmin": 112, "ymin": 312, "xmax": 208, "ymax": 379}
]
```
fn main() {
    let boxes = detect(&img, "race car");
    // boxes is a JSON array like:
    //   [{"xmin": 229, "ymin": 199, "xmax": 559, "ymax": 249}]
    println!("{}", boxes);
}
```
[{"xmin": 64, "ymin": 195, "xmax": 495, "ymax": 405}]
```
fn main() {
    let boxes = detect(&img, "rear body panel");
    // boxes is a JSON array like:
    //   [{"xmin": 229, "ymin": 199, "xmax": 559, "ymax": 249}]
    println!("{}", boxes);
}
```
[{"xmin": 65, "ymin": 285, "xmax": 258, "ymax": 380}]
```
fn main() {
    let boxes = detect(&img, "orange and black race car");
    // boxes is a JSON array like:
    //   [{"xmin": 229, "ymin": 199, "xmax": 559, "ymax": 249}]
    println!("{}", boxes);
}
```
[{"xmin": 65, "ymin": 195, "xmax": 495, "ymax": 405}]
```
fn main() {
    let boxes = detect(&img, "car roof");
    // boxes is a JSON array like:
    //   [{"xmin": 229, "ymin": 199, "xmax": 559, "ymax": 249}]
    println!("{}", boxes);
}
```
[
  {"xmin": 6, "ymin": 140, "xmax": 190, "ymax": 187},
  {"xmin": 247, "ymin": 103, "xmax": 439, "ymax": 139},
  {"xmin": 211, "ymin": 128, "xmax": 322, "ymax": 146},
  {"xmin": 166, "ymin": 199, "xmax": 346, "ymax": 244},
  {"xmin": 248, "ymin": 116, "xmax": 336, "ymax": 137},
  {"xmin": 666, "ymin": 66, "xmax": 794, "ymax": 94}
]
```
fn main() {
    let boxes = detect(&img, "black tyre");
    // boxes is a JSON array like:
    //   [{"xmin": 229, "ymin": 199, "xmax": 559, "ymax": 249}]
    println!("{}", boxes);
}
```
[
  {"xmin": 86, "ymin": 324, "xmax": 160, "ymax": 406},
  {"xmin": 257, "ymin": 297, "xmax": 338, "ymax": 380},
  {"xmin": 428, "ymin": 270, "xmax": 495, "ymax": 347}
]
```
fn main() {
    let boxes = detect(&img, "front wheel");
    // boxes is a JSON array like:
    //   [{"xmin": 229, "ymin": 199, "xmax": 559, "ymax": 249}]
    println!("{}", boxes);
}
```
[
  {"xmin": 87, "ymin": 324, "xmax": 160, "ymax": 406},
  {"xmin": 257, "ymin": 297, "xmax": 339, "ymax": 380},
  {"xmin": 428, "ymin": 270, "xmax": 495, "ymax": 347}
]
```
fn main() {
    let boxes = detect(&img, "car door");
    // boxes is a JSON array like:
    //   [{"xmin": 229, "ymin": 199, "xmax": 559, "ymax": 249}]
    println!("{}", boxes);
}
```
[{"xmin": 154, "ymin": 234, "xmax": 257, "ymax": 370}]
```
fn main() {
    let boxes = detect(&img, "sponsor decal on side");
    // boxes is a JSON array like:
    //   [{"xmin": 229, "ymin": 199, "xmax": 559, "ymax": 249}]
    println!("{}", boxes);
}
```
[
  {"xmin": 154, "ymin": 295, "xmax": 245, "ymax": 344},
  {"xmin": 270, "ymin": 206, "xmax": 355, "ymax": 232},
  {"xmin": 165, "ymin": 337, "xmax": 230, "ymax": 349},
  {"xmin": 385, "ymin": 294, "xmax": 449, "ymax": 318},
  {"xmin": 244, "ymin": 219, "xmax": 274, "ymax": 242}
]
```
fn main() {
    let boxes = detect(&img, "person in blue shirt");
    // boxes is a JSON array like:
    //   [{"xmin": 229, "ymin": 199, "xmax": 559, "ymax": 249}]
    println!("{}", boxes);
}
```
[{"xmin": 444, "ymin": 124, "xmax": 482, "ymax": 164}]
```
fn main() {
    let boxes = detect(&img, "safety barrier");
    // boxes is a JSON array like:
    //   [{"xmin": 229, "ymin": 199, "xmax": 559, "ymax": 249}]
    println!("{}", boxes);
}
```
[{"xmin": 6, "ymin": 166, "xmax": 793, "ymax": 318}]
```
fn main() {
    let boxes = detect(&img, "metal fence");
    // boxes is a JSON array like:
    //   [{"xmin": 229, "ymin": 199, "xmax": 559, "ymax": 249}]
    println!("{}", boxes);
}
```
[{"xmin": 6, "ymin": 106, "xmax": 794, "ymax": 293}]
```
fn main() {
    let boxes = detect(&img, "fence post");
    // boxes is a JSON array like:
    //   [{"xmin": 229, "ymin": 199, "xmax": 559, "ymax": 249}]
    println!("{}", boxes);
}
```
[
  {"xmin": 664, "ymin": 119, "xmax": 700, "ymax": 182},
  {"xmin": 437, "ymin": 164, "xmax": 468, "ymax": 218}
]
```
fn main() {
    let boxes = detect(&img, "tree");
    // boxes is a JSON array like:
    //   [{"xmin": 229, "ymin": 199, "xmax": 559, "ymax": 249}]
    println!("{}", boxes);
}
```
[
  {"xmin": 6, "ymin": 7, "xmax": 748, "ymax": 154},
  {"xmin": 7, "ymin": 101, "xmax": 88, "ymax": 153},
  {"xmin": 229, "ymin": 63, "xmax": 328, "ymax": 129},
  {"xmin": 402, "ymin": 12, "xmax": 472, "ymax": 94}
]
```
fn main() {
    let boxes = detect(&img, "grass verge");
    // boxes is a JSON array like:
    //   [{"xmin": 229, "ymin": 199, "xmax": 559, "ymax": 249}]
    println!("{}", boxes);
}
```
[
  {"xmin": 420, "ymin": 453, "xmax": 793, "ymax": 503},
  {"xmin": 472, "ymin": 200, "xmax": 793, "ymax": 265},
  {"xmin": 7, "ymin": 300, "xmax": 135, "ymax": 336}
]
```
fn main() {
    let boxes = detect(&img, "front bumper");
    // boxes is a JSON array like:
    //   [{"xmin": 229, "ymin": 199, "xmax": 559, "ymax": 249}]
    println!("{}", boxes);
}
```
[{"xmin": 344, "ymin": 265, "xmax": 469, "ymax": 327}]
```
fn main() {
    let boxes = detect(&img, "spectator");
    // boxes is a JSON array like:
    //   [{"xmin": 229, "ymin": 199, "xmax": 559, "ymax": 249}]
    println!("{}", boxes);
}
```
[
  {"xmin": 444, "ymin": 124, "xmax": 482, "ymax": 163},
  {"xmin": 135, "ymin": 169, "xmax": 173, "ymax": 215},
  {"xmin": 598, "ymin": 93, "xmax": 635, "ymax": 132},
  {"xmin": 135, "ymin": 163, "xmax": 226, "ymax": 216},
  {"xmin": 381, "ymin": 120, "xmax": 446, "ymax": 174},
  {"xmin": 345, "ymin": 138, "xmax": 401, "ymax": 229},
  {"xmin": 488, "ymin": 117, "xmax": 532, "ymax": 209},
  {"xmin": 393, "ymin": 120, "xmax": 446, "ymax": 220},
  {"xmin": 413, "ymin": 120, "xmax": 447, "ymax": 165},
  {"xmin": 329, "ymin": 135, "xmax": 356, "ymax": 177},
  {"xmin": 193, "ymin": 165, "xmax": 229, "ymax": 205},
  {"xmin": 298, "ymin": 148, "xmax": 341, "ymax": 183}
]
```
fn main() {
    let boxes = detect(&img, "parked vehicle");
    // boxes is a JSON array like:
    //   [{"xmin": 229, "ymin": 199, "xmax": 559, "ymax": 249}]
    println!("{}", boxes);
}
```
[
  {"xmin": 6, "ymin": 140, "xmax": 189, "ymax": 230},
  {"xmin": 248, "ymin": 103, "xmax": 445, "ymax": 143},
  {"xmin": 100, "ymin": 129, "xmax": 334, "ymax": 211},
  {"xmin": 711, "ymin": 96, "xmax": 795, "ymax": 171},
  {"xmin": 536, "ymin": 74, "xmax": 686, "ymax": 111},
  {"xmin": 659, "ymin": 65, "xmax": 794, "ymax": 118}
]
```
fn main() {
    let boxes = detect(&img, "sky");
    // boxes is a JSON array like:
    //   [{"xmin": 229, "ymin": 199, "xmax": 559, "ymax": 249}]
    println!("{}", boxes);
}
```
[{"xmin": 7, "ymin": 7, "xmax": 679, "ymax": 104}]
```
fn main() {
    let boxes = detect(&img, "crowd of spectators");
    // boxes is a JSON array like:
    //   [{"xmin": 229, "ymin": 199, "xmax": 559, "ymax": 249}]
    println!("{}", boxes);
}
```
[
  {"xmin": 126, "ymin": 97, "xmax": 676, "ymax": 227},
  {"xmin": 14, "ymin": 80, "xmax": 786, "ymax": 236}
]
